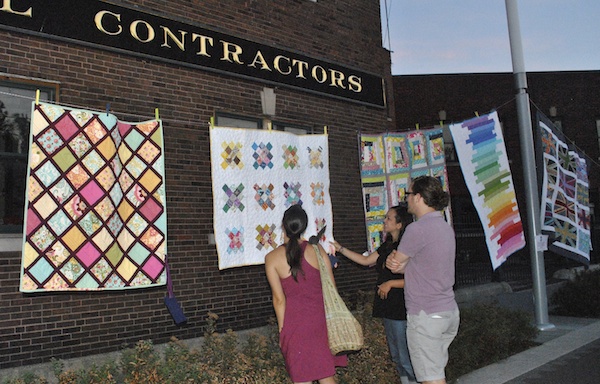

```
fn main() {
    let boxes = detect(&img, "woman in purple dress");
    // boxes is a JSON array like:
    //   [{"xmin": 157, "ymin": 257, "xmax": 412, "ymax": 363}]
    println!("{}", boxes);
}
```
[{"xmin": 265, "ymin": 205, "xmax": 347, "ymax": 384}]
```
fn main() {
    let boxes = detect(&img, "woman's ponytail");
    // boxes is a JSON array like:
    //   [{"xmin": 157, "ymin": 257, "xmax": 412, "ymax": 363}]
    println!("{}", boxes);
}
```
[{"xmin": 282, "ymin": 205, "xmax": 308, "ymax": 281}]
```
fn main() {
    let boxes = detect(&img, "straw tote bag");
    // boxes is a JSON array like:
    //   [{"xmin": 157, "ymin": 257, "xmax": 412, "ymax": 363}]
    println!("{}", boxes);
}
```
[{"xmin": 312, "ymin": 244, "xmax": 364, "ymax": 355}]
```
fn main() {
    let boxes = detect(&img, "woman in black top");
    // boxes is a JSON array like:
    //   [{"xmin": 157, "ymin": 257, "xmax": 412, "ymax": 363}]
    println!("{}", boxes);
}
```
[{"xmin": 331, "ymin": 205, "xmax": 417, "ymax": 384}]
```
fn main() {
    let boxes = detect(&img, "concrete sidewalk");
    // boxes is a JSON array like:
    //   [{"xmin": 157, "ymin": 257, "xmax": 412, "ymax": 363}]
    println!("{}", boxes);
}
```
[
  {"xmin": 454, "ymin": 281, "xmax": 600, "ymax": 384},
  {"xmin": 454, "ymin": 316, "xmax": 600, "ymax": 384}
]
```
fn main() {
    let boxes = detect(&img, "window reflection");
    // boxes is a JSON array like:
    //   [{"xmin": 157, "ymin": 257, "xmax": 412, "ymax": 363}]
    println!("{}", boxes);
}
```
[{"xmin": 0, "ymin": 82, "xmax": 57, "ymax": 233}]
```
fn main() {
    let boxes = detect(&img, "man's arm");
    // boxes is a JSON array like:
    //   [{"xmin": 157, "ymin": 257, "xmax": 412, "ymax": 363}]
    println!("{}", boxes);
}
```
[{"xmin": 385, "ymin": 249, "xmax": 410, "ymax": 274}]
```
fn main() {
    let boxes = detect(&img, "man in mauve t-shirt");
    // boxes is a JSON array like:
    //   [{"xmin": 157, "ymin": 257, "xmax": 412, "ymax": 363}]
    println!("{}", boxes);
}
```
[{"xmin": 387, "ymin": 176, "xmax": 459, "ymax": 384}]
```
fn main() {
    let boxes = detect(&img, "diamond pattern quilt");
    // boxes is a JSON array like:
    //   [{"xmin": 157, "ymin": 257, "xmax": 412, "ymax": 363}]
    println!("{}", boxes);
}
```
[{"xmin": 20, "ymin": 102, "xmax": 167, "ymax": 292}]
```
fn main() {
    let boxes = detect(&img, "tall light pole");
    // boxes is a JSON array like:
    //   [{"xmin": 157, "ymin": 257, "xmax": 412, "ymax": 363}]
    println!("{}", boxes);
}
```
[{"xmin": 505, "ymin": 0, "xmax": 554, "ymax": 330}]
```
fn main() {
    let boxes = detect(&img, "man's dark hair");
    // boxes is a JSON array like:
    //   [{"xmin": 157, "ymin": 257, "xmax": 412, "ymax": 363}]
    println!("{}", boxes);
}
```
[{"xmin": 411, "ymin": 176, "xmax": 449, "ymax": 211}]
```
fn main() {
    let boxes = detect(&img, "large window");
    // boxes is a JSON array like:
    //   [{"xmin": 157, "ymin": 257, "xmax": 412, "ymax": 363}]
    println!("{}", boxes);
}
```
[
  {"xmin": 0, "ymin": 77, "xmax": 58, "ymax": 233},
  {"xmin": 215, "ymin": 112, "xmax": 261, "ymax": 129},
  {"xmin": 273, "ymin": 121, "xmax": 313, "ymax": 134},
  {"xmin": 214, "ymin": 113, "xmax": 312, "ymax": 134}
]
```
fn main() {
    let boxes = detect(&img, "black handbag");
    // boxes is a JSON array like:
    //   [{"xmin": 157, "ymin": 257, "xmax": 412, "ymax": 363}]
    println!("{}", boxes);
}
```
[{"xmin": 164, "ymin": 256, "xmax": 187, "ymax": 326}]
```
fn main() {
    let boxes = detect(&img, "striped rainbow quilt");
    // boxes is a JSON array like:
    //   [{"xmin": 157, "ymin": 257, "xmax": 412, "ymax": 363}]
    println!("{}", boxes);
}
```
[{"xmin": 449, "ymin": 111, "xmax": 525, "ymax": 270}]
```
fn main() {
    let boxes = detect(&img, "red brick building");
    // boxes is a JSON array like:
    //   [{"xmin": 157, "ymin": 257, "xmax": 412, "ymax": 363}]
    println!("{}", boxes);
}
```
[{"xmin": 0, "ymin": 0, "xmax": 393, "ymax": 369}]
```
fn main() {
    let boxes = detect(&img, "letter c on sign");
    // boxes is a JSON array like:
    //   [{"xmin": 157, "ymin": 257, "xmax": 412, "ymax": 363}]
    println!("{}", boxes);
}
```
[
  {"xmin": 274, "ymin": 55, "xmax": 292, "ymax": 75},
  {"xmin": 94, "ymin": 10, "xmax": 122, "ymax": 36}
]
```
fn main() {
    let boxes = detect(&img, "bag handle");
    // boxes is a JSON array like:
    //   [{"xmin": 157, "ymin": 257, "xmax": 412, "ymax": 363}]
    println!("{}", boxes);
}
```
[
  {"xmin": 312, "ymin": 244, "xmax": 335, "ymax": 289},
  {"xmin": 312, "ymin": 243, "xmax": 325, "ymax": 271}
]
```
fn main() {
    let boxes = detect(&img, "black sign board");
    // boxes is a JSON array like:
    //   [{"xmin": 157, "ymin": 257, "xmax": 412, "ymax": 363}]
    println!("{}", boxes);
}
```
[{"xmin": 0, "ymin": 0, "xmax": 385, "ymax": 107}]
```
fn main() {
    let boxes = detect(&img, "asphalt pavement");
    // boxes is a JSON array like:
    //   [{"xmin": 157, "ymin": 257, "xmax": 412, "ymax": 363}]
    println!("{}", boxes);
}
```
[{"xmin": 504, "ymin": 337, "xmax": 600, "ymax": 384}]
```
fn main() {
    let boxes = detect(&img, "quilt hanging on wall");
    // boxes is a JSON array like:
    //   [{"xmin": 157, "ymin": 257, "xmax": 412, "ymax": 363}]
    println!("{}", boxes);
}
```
[
  {"xmin": 21, "ymin": 102, "xmax": 167, "ymax": 292},
  {"xmin": 537, "ymin": 113, "xmax": 591, "ymax": 265},
  {"xmin": 210, "ymin": 126, "xmax": 334, "ymax": 270},
  {"xmin": 360, "ymin": 128, "xmax": 449, "ymax": 253},
  {"xmin": 449, "ymin": 111, "xmax": 525, "ymax": 270}
]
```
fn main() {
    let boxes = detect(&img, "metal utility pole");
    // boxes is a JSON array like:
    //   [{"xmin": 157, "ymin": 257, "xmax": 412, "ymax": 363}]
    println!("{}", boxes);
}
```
[{"xmin": 505, "ymin": 0, "xmax": 554, "ymax": 330}]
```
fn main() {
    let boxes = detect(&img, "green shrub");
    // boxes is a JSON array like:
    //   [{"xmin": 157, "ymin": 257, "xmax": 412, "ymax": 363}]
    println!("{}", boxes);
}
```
[
  {"xmin": 4, "ymin": 293, "xmax": 540, "ymax": 383},
  {"xmin": 446, "ymin": 303, "xmax": 538, "ymax": 380},
  {"xmin": 120, "ymin": 340, "xmax": 161, "ymax": 384},
  {"xmin": 551, "ymin": 269, "xmax": 600, "ymax": 318},
  {"xmin": 1, "ymin": 372, "xmax": 48, "ymax": 384}
]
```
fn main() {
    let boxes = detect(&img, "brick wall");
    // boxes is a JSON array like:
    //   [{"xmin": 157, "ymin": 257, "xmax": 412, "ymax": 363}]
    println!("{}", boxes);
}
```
[
  {"xmin": 393, "ymin": 71, "xmax": 600, "ymax": 185},
  {"xmin": 0, "ymin": 0, "xmax": 393, "ymax": 369}
]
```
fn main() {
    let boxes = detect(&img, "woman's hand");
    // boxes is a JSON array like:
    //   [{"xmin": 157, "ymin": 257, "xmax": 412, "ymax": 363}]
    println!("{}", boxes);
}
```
[
  {"xmin": 377, "ymin": 281, "xmax": 392, "ymax": 299},
  {"xmin": 329, "ymin": 240, "xmax": 342, "ymax": 252}
]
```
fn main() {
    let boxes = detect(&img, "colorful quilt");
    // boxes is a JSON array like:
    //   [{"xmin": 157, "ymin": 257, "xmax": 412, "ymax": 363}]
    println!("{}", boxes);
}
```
[
  {"xmin": 210, "ymin": 127, "xmax": 334, "ymax": 270},
  {"xmin": 537, "ymin": 113, "xmax": 591, "ymax": 265},
  {"xmin": 449, "ymin": 112, "xmax": 525, "ymax": 270},
  {"xmin": 21, "ymin": 102, "xmax": 167, "ymax": 292},
  {"xmin": 360, "ymin": 128, "xmax": 450, "ymax": 253}
]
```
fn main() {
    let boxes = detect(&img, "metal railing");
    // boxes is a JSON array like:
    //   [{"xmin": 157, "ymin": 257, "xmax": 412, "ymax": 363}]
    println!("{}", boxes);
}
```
[{"xmin": 453, "ymin": 227, "xmax": 598, "ymax": 289}]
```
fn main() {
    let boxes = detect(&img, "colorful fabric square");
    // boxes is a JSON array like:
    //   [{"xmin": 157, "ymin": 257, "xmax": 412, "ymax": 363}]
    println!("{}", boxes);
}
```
[
  {"xmin": 308, "ymin": 146, "xmax": 324, "ymax": 169},
  {"xmin": 427, "ymin": 131, "xmax": 446, "ymax": 165},
  {"xmin": 362, "ymin": 176, "xmax": 386, "ymax": 219},
  {"xmin": 282, "ymin": 145, "xmax": 299, "ymax": 169},
  {"xmin": 407, "ymin": 131, "xmax": 428, "ymax": 169},
  {"xmin": 314, "ymin": 218, "xmax": 327, "ymax": 243},
  {"xmin": 225, "ymin": 227, "xmax": 244, "ymax": 254},
  {"xmin": 387, "ymin": 172, "xmax": 409, "ymax": 208},
  {"xmin": 252, "ymin": 142, "xmax": 274, "ymax": 170},
  {"xmin": 311, "ymin": 182, "xmax": 325, "ymax": 206},
  {"xmin": 255, "ymin": 223, "xmax": 277, "ymax": 251},
  {"xmin": 450, "ymin": 112, "xmax": 525, "ymax": 270},
  {"xmin": 537, "ymin": 113, "xmax": 591, "ymax": 265},
  {"xmin": 210, "ymin": 127, "xmax": 334, "ymax": 269},
  {"xmin": 221, "ymin": 141, "xmax": 244, "ymax": 169},
  {"xmin": 366, "ymin": 219, "xmax": 384, "ymax": 252},
  {"xmin": 223, "ymin": 184, "xmax": 245, "ymax": 212},
  {"xmin": 254, "ymin": 183, "xmax": 275, "ymax": 210},
  {"xmin": 21, "ymin": 102, "xmax": 167, "ymax": 292},
  {"xmin": 283, "ymin": 181, "xmax": 303, "ymax": 207},
  {"xmin": 359, "ymin": 128, "xmax": 450, "ymax": 253},
  {"xmin": 384, "ymin": 134, "xmax": 410, "ymax": 172},
  {"xmin": 360, "ymin": 135, "xmax": 385, "ymax": 177}
]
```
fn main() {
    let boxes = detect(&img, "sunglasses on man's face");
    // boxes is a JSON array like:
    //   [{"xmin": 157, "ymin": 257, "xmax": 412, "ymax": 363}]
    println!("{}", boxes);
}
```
[{"xmin": 404, "ymin": 191, "xmax": 416, "ymax": 200}]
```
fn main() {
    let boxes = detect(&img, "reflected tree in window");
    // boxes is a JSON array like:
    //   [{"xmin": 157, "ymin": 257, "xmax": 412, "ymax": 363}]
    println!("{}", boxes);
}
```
[{"xmin": 0, "ymin": 100, "xmax": 30, "ymax": 230}]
